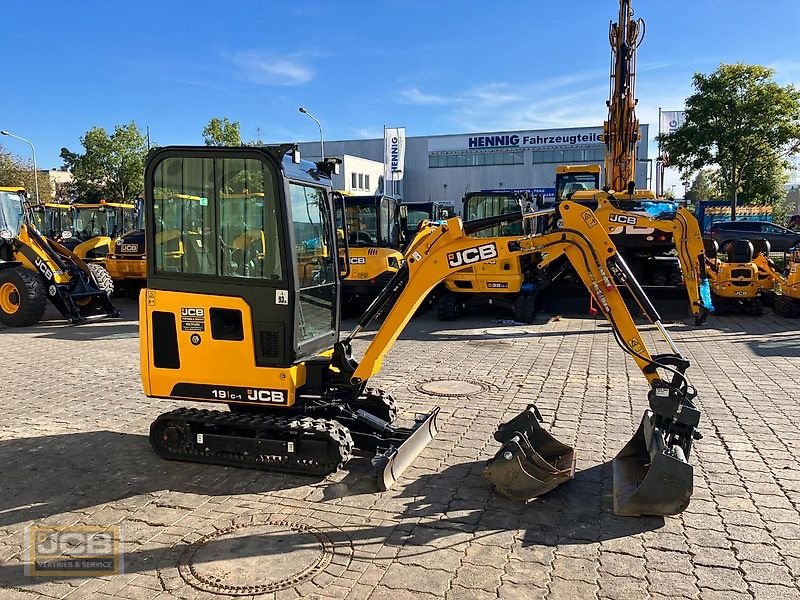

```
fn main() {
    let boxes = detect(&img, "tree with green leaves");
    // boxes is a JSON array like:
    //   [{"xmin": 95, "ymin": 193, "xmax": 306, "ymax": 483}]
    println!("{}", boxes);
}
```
[
  {"xmin": 659, "ymin": 63, "xmax": 800, "ymax": 219},
  {"xmin": 203, "ymin": 118, "xmax": 243, "ymax": 146},
  {"xmin": 60, "ymin": 122, "xmax": 149, "ymax": 202},
  {"xmin": 684, "ymin": 168, "xmax": 720, "ymax": 202},
  {"xmin": 0, "ymin": 145, "xmax": 54, "ymax": 202}
]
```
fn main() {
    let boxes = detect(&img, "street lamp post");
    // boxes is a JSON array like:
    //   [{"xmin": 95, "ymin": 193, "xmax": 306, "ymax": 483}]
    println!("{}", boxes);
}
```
[
  {"xmin": 1, "ymin": 130, "xmax": 40, "ymax": 204},
  {"xmin": 298, "ymin": 107, "xmax": 324, "ymax": 161}
]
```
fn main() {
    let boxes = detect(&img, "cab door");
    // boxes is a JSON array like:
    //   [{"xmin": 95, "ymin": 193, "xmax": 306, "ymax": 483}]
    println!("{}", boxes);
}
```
[{"xmin": 288, "ymin": 181, "xmax": 339, "ymax": 355}]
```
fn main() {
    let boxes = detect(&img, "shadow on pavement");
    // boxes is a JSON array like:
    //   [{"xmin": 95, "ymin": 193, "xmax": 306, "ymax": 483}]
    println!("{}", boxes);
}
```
[
  {"xmin": 0, "ymin": 430, "xmax": 328, "ymax": 528},
  {"xmin": 0, "ymin": 436, "xmax": 664, "ymax": 588}
]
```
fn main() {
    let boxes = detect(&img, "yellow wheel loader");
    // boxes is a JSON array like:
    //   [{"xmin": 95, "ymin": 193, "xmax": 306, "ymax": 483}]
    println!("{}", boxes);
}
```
[
  {"xmin": 0, "ymin": 188, "xmax": 119, "ymax": 326},
  {"xmin": 139, "ymin": 145, "xmax": 701, "ymax": 517}
]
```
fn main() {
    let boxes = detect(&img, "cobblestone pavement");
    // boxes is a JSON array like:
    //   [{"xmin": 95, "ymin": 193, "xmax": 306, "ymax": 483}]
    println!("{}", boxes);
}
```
[{"xmin": 0, "ymin": 299, "xmax": 799, "ymax": 599}]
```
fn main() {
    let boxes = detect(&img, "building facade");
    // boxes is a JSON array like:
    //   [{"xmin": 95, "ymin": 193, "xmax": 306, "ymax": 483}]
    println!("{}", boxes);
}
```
[{"xmin": 298, "ymin": 125, "xmax": 650, "ymax": 214}]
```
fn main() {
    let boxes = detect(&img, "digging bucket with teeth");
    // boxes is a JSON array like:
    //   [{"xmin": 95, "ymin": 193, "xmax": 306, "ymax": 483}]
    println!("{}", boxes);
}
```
[{"xmin": 483, "ymin": 405, "xmax": 576, "ymax": 501}]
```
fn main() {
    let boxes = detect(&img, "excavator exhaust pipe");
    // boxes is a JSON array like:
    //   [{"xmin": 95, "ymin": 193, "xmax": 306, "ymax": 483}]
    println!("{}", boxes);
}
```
[
  {"xmin": 483, "ymin": 405, "xmax": 576, "ymax": 501},
  {"xmin": 374, "ymin": 407, "xmax": 440, "ymax": 491},
  {"xmin": 613, "ymin": 409, "xmax": 694, "ymax": 516}
]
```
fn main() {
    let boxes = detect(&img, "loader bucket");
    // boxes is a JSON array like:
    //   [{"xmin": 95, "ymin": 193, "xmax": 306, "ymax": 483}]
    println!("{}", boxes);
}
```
[
  {"xmin": 483, "ymin": 405, "xmax": 576, "ymax": 501},
  {"xmin": 613, "ymin": 409, "xmax": 694, "ymax": 516},
  {"xmin": 374, "ymin": 407, "xmax": 440, "ymax": 491}
]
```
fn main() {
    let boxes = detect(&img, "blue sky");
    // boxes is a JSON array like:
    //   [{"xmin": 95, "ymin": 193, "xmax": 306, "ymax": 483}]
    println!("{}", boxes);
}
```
[{"xmin": 3, "ymin": 0, "xmax": 799, "ymax": 191}]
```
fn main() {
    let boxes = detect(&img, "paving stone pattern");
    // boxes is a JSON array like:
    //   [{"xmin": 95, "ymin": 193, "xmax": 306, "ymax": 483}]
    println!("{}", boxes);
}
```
[{"xmin": 0, "ymin": 300, "xmax": 798, "ymax": 599}]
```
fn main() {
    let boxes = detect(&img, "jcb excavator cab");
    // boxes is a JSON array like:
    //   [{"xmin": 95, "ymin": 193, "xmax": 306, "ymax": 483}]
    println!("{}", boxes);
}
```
[
  {"xmin": 0, "ymin": 187, "xmax": 118, "ymax": 326},
  {"xmin": 336, "ymin": 194, "xmax": 404, "ymax": 310},
  {"xmin": 399, "ymin": 201, "xmax": 453, "ymax": 247},
  {"xmin": 436, "ymin": 191, "xmax": 542, "ymax": 323},
  {"xmin": 704, "ymin": 238, "xmax": 762, "ymax": 316}
]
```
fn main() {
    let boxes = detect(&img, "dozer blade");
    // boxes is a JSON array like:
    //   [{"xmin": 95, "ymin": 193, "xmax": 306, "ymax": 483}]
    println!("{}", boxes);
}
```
[
  {"xmin": 483, "ymin": 405, "xmax": 576, "ymax": 501},
  {"xmin": 374, "ymin": 407, "xmax": 440, "ymax": 491},
  {"xmin": 613, "ymin": 409, "xmax": 694, "ymax": 517}
]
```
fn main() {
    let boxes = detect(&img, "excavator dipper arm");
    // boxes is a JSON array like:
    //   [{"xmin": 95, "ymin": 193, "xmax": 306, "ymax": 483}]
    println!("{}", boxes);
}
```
[
  {"xmin": 594, "ymin": 198, "xmax": 713, "ymax": 324},
  {"xmin": 333, "ymin": 201, "xmax": 701, "ymax": 516}
]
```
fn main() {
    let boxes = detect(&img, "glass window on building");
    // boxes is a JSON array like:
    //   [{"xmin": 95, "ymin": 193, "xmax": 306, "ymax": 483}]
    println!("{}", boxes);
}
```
[
  {"xmin": 365, "ymin": 174, "xmax": 370, "ymax": 190},
  {"xmin": 358, "ymin": 173, "xmax": 364, "ymax": 189},
  {"xmin": 351, "ymin": 172, "xmax": 357, "ymax": 189}
]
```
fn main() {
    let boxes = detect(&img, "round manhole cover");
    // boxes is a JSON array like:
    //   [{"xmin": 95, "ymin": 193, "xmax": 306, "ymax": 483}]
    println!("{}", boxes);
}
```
[
  {"xmin": 416, "ymin": 379, "xmax": 488, "ymax": 397},
  {"xmin": 178, "ymin": 519, "xmax": 334, "ymax": 596}
]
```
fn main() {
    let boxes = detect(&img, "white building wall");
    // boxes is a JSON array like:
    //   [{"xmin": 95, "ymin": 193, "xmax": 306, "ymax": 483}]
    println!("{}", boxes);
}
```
[{"xmin": 297, "ymin": 125, "xmax": 650, "ymax": 214}]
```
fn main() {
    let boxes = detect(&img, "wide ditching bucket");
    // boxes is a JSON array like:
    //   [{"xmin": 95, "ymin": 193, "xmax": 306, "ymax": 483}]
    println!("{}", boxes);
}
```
[
  {"xmin": 483, "ymin": 405, "xmax": 575, "ymax": 501},
  {"xmin": 613, "ymin": 409, "xmax": 694, "ymax": 516}
]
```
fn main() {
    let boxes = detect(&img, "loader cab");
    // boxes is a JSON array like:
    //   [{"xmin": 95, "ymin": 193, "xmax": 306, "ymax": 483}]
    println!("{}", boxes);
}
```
[
  {"xmin": 400, "ymin": 201, "xmax": 454, "ymax": 245},
  {"xmin": 555, "ymin": 165, "xmax": 601, "ymax": 201},
  {"xmin": 464, "ymin": 192, "xmax": 526, "ymax": 238},
  {"xmin": 144, "ymin": 146, "xmax": 341, "ymax": 366},
  {"xmin": 0, "ymin": 189, "xmax": 26, "ymax": 260}
]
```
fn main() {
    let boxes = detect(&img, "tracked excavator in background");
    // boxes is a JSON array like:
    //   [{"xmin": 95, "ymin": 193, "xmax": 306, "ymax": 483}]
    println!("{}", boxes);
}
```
[
  {"xmin": 554, "ymin": 0, "xmax": 712, "ymax": 324},
  {"xmin": 140, "ymin": 145, "xmax": 701, "ymax": 516}
]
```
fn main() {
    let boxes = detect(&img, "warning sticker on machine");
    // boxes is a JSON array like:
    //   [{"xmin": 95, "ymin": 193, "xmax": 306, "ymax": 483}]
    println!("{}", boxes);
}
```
[{"xmin": 180, "ymin": 307, "xmax": 205, "ymax": 332}]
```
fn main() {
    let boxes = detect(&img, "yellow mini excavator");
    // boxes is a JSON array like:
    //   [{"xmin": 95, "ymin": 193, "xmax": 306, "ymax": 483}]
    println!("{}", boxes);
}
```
[
  {"xmin": 140, "ymin": 145, "xmax": 701, "ymax": 517},
  {"xmin": 750, "ymin": 240, "xmax": 800, "ymax": 317},
  {"xmin": 0, "ymin": 187, "xmax": 119, "ymax": 326}
]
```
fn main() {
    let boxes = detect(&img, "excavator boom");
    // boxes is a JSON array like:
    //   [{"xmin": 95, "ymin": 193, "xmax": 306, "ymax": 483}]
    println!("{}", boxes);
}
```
[{"xmin": 334, "ymin": 202, "xmax": 701, "ymax": 515}]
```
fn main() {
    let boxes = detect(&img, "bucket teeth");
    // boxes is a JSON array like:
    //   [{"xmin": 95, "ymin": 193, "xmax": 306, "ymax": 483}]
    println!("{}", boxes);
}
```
[
  {"xmin": 613, "ymin": 409, "xmax": 694, "ymax": 516},
  {"xmin": 484, "ymin": 405, "xmax": 576, "ymax": 501}
]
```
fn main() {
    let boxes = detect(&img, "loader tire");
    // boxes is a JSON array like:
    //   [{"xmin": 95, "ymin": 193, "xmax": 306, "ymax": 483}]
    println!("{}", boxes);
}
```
[
  {"xmin": 0, "ymin": 267, "xmax": 47, "ymax": 327},
  {"xmin": 513, "ymin": 294, "xmax": 538, "ymax": 323},
  {"xmin": 437, "ymin": 293, "xmax": 461, "ymax": 321},
  {"xmin": 87, "ymin": 263, "xmax": 114, "ymax": 296}
]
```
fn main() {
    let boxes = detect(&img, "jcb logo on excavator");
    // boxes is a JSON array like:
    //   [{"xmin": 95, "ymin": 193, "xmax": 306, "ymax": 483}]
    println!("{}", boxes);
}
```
[
  {"xmin": 447, "ymin": 243, "xmax": 498, "ymax": 268},
  {"xmin": 181, "ymin": 308, "xmax": 205, "ymax": 317},
  {"xmin": 350, "ymin": 257, "xmax": 367, "ymax": 264},
  {"xmin": 609, "ymin": 213, "xmax": 638, "ymax": 226},
  {"xmin": 246, "ymin": 389, "xmax": 287, "ymax": 404},
  {"xmin": 34, "ymin": 257, "xmax": 53, "ymax": 280}
]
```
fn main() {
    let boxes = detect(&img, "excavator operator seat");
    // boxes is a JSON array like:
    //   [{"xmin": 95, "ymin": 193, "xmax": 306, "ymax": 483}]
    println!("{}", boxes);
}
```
[
  {"xmin": 703, "ymin": 238, "xmax": 719, "ymax": 260},
  {"xmin": 726, "ymin": 239, "xmax": 753, "ymax": 263},
  {"xmin": 750, "ymin": 238, "xmax": 771, "ymax": 256}
]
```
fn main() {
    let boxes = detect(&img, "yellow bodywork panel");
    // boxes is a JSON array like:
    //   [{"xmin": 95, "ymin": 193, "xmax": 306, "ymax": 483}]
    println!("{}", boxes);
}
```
[
  {"xmin": 345, "ymin": 247, "xmax": 401, "ymax": 282},
  {"xmin": 444, "ymin": 259, "xmax": 524, "ymax": 294},
  {"xmin": 140, "ymin": 290, "xmax": 306, "ymax": 407}
]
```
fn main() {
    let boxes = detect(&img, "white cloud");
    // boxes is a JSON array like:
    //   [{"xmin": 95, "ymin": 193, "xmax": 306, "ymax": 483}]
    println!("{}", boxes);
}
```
[
  {"xmin": 400, "ymin": 87, "xmax": 451, "ymax": 105},
  {"xmin": 226, "ymin": 51, "xmax": 313, "ymax": 86}
]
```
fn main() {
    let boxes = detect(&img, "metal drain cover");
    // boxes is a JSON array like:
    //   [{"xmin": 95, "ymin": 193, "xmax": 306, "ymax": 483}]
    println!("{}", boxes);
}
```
[
  {"xmin": 416, "ymin": 379, "xmax": 487, "ymax": 397},
  {"xmin": 178, "ymin": 519, "xmax": 334, "ymax": 596}
]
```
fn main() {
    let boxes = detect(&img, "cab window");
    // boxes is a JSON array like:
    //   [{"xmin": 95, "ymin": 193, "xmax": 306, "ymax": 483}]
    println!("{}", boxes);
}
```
[
  {"xmin": 290, "ymin": 183, "xmax": 335, "ymax": 343},
  {"xmin": 152, "ymin": 156, "xmax": 282, "ymax": 279},
  {"xmin": 465, "ymin": 195, "xmax": 523, "ymax": 238}
]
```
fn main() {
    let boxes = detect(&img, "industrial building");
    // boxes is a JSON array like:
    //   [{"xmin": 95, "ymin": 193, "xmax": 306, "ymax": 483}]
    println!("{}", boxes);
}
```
[{"xmin": 297, "ymin": 125, "xmax": 650, "ymax": 214}]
